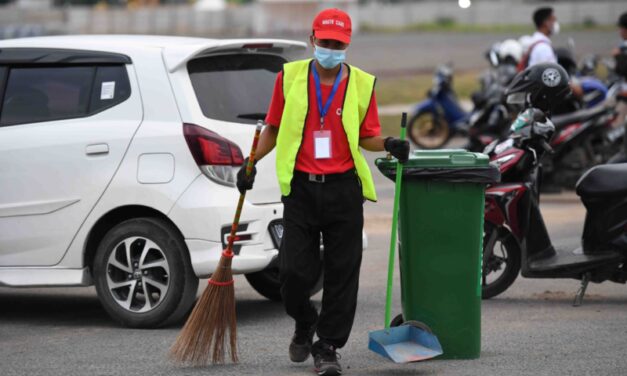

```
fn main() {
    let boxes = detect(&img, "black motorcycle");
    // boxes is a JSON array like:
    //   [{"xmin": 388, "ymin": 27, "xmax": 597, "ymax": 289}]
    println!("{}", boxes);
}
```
[{"xmin": 540, "ymin": 104, "xmax": 619, "ymax": 191}]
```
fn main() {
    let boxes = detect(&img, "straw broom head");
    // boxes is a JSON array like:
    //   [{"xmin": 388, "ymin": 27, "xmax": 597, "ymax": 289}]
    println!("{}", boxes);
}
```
[{"xmin": 169, "ymin": 252, "xmax": 238, "ymax": 365}]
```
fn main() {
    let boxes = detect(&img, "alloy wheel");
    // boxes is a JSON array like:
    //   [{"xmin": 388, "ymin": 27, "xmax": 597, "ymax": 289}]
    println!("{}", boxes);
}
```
[{"xmin": 105, "ymin": 236, "xmax": 170, "ymax": 313}]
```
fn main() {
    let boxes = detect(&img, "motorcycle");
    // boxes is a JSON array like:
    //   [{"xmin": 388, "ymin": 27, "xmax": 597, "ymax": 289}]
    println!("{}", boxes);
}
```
[
  {"xmin": 463, "ymin": 61, "xmax": 525, "ymax": 152},
  {"xmin": 481, "ymin": 108, "xmax": 627, "ymax": 304},
  {"xmin": 554, "ymin": 47, "xmax": 609, "ymax": 113},
  {"xmin": 408, "ymin": 62, "xmax": 518, "ymax": 151},
  {"xmin": 540, "ymin": 103, "xmax": 619, "ymax": 191},
  {"xmin": 407, "ymin": 64, "xmax": 470, "ymax": 149}
]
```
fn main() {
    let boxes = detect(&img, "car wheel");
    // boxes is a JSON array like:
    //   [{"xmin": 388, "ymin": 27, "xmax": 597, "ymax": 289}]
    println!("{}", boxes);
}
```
[
  {"xmin": 93, "ymin": 217, "xmax": 198, "ymax": 328},
  {"xmin": 245, "ymin": 266, "xmax": 323, "ymax": 302}
]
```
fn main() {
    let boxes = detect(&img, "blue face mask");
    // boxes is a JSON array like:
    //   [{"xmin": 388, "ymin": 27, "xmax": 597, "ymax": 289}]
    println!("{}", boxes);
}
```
[{"xmin": 314, "ymin": 46, "xmax": 346, "ymax": 69}]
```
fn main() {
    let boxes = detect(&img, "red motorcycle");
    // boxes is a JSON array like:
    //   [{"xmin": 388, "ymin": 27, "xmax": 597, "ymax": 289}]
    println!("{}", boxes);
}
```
[
  {"xmin": 481, "ymin": 107, "xmax": 627, "ymax": 304},
  {"xmin": 480, "ymin": 61, "xmax": 627, "ymax": 304}
]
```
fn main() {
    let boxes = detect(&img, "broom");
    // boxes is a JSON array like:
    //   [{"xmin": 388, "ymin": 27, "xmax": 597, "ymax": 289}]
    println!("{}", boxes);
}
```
[{"xmin": 169, "ymin": 121, "xmax": 264, "ymax": 366}]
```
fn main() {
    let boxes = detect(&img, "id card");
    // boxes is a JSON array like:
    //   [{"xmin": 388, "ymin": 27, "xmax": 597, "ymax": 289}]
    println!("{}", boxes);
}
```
[{"xmin": 313, "ymin": 130, "xmax": 332, "ymax": 159}]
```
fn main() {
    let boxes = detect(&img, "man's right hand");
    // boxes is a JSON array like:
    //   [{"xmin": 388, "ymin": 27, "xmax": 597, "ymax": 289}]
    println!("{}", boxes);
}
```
[
  {"xmin": 384, "ymin": 137, "xmax": 410, "ymax": 163},
  {"xmin": 236, "ymin": 157, "xmax": 257, "ymax": 195}
]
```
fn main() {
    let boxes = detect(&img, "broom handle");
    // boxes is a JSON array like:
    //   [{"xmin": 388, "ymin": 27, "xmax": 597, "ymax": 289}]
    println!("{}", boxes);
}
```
[
  {"xmin": 224, "ymin": 121, "xmax": 264, "ymax": 257},
  {"xmin": 384, "ymin": 113, "xmax": 406, "ymax": 330}
]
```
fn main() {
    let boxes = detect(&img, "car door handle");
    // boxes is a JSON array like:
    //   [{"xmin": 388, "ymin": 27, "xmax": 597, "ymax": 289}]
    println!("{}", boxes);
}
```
[{"xmin": 85, "ymin": 143, "xmax": 109, "ymax": 156}]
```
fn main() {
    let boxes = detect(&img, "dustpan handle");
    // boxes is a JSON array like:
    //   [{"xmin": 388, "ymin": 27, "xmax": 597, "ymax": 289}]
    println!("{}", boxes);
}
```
[{"xmin": 384, "ymin": 113, "xmax": 406, "ymax": 330}]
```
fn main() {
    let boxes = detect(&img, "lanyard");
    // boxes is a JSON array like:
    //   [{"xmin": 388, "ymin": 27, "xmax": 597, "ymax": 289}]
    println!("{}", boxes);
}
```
[{"xmin": 312, "ymin": 61, "xmax": 343, "ymax": 129}]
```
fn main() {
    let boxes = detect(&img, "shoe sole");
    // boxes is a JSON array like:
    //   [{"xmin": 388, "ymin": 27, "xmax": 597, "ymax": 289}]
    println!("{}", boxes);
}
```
[{"xmin": 316, "ymin": 366, "xmax": 342, "ymax": 376}]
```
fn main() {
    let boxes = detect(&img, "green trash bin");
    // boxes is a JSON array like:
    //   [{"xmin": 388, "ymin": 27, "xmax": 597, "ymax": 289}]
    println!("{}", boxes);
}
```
[{"xmin": 376, "ymin": 149, "xmax": 500, "ymax": 359}]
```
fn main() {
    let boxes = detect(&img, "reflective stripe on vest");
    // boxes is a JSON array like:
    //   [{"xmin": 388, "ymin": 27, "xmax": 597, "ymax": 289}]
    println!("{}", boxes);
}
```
[{"xmin": 275, "ymin": 59, "xmax": 378, "ymax": 202}]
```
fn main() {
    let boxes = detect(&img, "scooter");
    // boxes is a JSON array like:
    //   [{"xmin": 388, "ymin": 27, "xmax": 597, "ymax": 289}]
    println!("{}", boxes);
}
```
[
  {"xmin": 407, "ymin": 64, "xmax": 470, "ymax": 149},
  {"xmin": 481, "ymin": 108, "xmax": 627, "ymax": 304}
]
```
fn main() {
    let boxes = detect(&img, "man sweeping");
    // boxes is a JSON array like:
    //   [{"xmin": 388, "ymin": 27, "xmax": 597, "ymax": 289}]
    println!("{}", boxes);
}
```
[{"xmin": 236, "ymin": 8, "xmax": 409, "ymax": 376}]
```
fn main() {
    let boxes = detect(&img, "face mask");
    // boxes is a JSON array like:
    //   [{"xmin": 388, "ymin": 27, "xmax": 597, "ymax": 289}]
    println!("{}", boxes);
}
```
[
  {"xmin": 314, "ymin": 46, "xmax": 346, "ymax": 69},
  {"xmin": 551, "ymin": 21, "xmax": 560, "ymax": 35}
]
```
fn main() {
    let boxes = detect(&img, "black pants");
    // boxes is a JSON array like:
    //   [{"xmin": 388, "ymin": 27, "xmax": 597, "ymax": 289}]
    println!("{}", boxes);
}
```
[{"xmin": 279, "ymin": 170, "xmax": 364, "ymax": 350}]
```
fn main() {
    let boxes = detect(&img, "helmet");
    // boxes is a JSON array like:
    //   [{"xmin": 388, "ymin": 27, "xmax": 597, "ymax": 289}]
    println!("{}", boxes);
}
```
[
  {"xmin": 505, "ymin": 63, "xmax": 571, "ymax": 112},
  {"xmin": 498, "ymin": 39, "xmax": 523, "ymax": 65}
]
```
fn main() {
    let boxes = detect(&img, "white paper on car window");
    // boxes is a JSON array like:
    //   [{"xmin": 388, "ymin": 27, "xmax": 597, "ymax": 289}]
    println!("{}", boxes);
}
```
[{"xmin": 100, "ymin": 81, "xmax": 116, "ymax": 100}]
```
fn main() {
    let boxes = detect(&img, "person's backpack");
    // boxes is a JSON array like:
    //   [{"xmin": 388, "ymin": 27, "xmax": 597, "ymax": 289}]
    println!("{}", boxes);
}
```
[{"xmin": 517, "ymin": 40, "xmax": 550, "ymax": 72}]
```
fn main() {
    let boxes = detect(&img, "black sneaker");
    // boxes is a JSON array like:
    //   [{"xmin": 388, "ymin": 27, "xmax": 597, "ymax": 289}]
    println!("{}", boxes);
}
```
[
  {"xmin": 289, "ymin": 321, "xmax": 316, "ymax": 363},
  {"xmin": 313, "ymin": 343, "xmax": 342, "ymax": 376}
]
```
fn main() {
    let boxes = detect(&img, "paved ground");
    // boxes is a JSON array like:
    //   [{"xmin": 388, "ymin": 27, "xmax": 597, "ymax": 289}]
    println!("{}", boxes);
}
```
[
  {"xmin": 339, "ymin": 30, "xmax": 617, "ymax": 75},
  {"xmin": 2, "ymin": 150, "xmax": 626, "ymax": 376}
]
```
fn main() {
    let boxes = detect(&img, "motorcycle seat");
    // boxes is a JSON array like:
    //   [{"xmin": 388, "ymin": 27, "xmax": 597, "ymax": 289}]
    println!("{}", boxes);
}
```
[
  {"xmin": 576, "ymin": 163, "xmax": 627, "ymax": 198},
  {"xmin": 551, "ymin": 105, "xmax": 608, "ymax": 129}
]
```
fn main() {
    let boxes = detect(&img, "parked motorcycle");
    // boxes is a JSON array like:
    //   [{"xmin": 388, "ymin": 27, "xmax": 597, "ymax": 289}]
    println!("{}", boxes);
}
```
[
  {"xmin": 481, "ymin": 63, "xmax": 627, "ymax": 304},
  {"xmin": 407, "ymin": 64, "xmax": 470, "ymax": 149},
  {"xmin": 408, "ymin": 64, "xmax": 517, "ymax": 151},
  {"xmin": 540, "ymin": 104, "xmax": 619, "ymax": 191}
]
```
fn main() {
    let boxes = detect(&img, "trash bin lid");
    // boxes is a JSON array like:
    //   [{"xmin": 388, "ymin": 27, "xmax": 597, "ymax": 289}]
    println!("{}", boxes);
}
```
[
  {"xmin": 407, "ymin": 149, "xmax": 489, "ymax": 168},
  {"xmin": 375, "ymin": 149, "xmax": 500, "ymax": 184}
]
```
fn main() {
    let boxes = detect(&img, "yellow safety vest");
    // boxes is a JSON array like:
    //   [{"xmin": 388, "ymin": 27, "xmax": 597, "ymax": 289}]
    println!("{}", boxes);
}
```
[{"xmin": 275, "ymin": 59, "xmax": 377, "ymax": 202}]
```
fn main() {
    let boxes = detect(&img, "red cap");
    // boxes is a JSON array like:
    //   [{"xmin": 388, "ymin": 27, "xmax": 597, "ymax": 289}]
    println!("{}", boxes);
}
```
[{"xmin": 312, "ymin": 8, "xmax": 352, "ymax": 44}]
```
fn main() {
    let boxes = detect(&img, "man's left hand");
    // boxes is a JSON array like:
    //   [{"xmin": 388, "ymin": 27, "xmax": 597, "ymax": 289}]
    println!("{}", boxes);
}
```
[{"xmin": 384, "ymin": 137, "xmax": 410, "ymax": 163}]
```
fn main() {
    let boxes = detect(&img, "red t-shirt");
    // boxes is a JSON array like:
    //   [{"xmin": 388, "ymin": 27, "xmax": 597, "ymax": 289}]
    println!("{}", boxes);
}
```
[{"xmin": 265, "ymin": 66, "xmax": 381, "ymax": 175}]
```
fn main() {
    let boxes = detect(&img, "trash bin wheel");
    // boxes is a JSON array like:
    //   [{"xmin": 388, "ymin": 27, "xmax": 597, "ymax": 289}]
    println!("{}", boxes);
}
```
[
  {"xmin": 390, "ymin": 314, "xmax": 434, "ymax": 334},
  {"xmin": 390, "ymin": 313, "xmax": 404, "ymax": 328}
]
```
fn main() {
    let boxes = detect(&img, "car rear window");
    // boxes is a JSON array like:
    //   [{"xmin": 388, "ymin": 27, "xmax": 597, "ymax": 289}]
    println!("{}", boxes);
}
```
[{"xmin": 188, "ymin": 54, "xmax": 285, "ymax": 124}]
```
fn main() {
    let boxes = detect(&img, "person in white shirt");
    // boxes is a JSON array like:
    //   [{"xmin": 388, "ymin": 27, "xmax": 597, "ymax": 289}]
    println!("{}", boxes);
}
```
[
  {"xmin": 527, "ymin": 7, "xmax": 559, "ymax": 67},
  {"xmin": 520, "ymin": 7, "xmax": 583, "ymax": 104}
]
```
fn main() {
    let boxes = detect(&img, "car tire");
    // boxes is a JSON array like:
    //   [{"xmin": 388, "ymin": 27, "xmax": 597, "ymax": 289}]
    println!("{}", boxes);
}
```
[
  {"xmin": 245, "ymin": 266, "xmax": 323, "ymax": 302},
  {"xmin": 93, "ymin": 217, "xmax": 198, "ymax": 328}
]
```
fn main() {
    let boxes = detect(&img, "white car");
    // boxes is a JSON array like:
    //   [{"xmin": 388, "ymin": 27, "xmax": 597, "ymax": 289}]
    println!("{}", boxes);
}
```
[{"xmin": 0, "ymin": 35, "xmax": 334, "ymax": 328}]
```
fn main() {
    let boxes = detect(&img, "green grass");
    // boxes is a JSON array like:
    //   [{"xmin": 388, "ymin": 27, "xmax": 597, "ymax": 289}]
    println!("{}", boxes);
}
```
[{"xmin": 375, "ymin": 70, "xmax": 480, "ymax": 106}]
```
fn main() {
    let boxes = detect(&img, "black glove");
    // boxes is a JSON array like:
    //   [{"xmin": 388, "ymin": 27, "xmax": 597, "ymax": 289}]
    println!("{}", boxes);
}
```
[
  {"xmin": 236, "ymin": 157, "xmax": 257, "ymax": 195},
  {"xmin": 384, "ymin": 137, "xmax": 410, "ymax": 163}
]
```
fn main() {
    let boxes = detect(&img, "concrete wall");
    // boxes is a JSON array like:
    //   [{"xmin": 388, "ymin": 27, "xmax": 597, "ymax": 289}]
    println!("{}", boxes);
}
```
[
  {"xmin": 359, "ymin": 0, "xmax": 625, "ymax": 28},
  {"xmin": 64, "ymin": 6, "xmax": 254, "ymax": 36},
  {"xmin": 0, "ymin": 1, "xmax": 624, "ymax": 39}
]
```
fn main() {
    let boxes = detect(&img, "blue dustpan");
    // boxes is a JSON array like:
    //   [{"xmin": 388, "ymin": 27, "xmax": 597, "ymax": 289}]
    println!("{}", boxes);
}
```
[
  {"xmin": 369, "ymin": 113, "xmax": 443, "ymax": 363},
  {"xmin": 368, "ymin": 322, "xmax": 443, "ymax": 363}
]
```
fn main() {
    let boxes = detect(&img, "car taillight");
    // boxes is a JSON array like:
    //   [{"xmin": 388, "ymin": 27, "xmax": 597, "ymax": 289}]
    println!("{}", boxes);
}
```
[{"xmin": 183, "ymin": 123, "xmax": 244, "ymax": 187}]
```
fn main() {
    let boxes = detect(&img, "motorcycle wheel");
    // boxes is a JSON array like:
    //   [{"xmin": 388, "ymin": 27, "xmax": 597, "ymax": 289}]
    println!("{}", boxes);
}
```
[
  {"xmin": 482, "ymin": 223, "xmax": 521, "ymax": 299},
  {"xmin": 408, "ymin": 111, "xmax": 450, "ymax": 149}
]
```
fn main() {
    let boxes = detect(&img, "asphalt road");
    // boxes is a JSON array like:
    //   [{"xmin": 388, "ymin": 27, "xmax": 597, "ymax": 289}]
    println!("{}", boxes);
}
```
[
  {"xmin": 311, "ymin": 30, "xmax": 618, "ymax": 76},
  {"xmin": 2, "ymin": 151, "xmax": 627, "ymax": 376}
]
